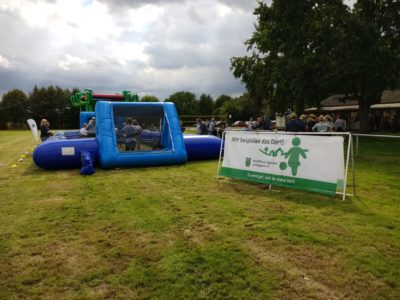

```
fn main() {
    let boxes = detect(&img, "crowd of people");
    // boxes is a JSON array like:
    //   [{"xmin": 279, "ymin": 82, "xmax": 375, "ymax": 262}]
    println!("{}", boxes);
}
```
[
  {"xmin": 245, "ymin": 116, "xmax": 272, "ymax": 131},
  {"xmin": 283, "ymin": 111, "xmax": 400, "ymax": 133},
  {"xmin": 117, "ymin": 118, "xmax": 143, "ymax": 151},
  {"xmin": 284, "ymin": 113, "xmax": 347, "ymax": 132},
  {"xmin": 44, "ymin": 109, "xmax": 400, "ymax": 145},
  {"xmin": 79, "ymin": 118, "xmax": 96, "ymax": 137},
  {"xmin": 195, "ymin": 118, "xmax": 227, "ymax": 138},
  {"xmin": 241, "ymin": 110, "xmax": 400, "ymax": 133},
  {"xmin": 238, "ymin": 113, "xmax": 346, "ymax": 133},
  {"xmin": 368, "ymin": 111, "xmax": 400, "ymax": 132},
  {"xmin": 79, "ymin": 117, "xmax": 147, "ymax": 151}
]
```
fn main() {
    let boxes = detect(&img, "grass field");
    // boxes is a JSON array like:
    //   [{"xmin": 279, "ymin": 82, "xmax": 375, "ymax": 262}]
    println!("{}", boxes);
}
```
[{"xmin": 0, "ymin": 130, "xmax": 399, "ymax": 299}]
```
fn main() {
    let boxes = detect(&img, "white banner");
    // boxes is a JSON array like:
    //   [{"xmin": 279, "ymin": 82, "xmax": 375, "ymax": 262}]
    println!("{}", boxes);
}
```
[
  {"xmin": 220, "ymin": 131, "xmax": 344, "ymax": 195},
  {"xmin": 27, "ymin": 119, "xmax": 39, "ymax": 144}
]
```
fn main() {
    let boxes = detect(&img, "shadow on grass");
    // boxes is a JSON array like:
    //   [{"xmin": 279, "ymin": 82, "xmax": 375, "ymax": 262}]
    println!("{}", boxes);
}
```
[{"xmin": 218, "ymin": 178, "xmax": 364, "ymax": 215}]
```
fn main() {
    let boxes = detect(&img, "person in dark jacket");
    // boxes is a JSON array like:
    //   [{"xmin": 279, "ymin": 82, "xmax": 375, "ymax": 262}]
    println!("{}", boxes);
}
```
[{"xmin": 285, "ymin": 113, "xmax": 305, "ymax": 132}]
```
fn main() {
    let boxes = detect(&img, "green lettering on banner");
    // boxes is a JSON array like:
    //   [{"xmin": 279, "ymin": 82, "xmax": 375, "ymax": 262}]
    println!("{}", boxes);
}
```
[{"xmin": 220, "ymin": 167, "xmax": 336, "ymax": 196}]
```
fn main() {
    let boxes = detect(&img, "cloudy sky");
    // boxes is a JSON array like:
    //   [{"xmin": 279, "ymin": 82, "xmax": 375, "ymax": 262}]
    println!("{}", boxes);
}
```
[{"xmin": 0, "ymin": 0, "xmax": 265, "ymax": 100}]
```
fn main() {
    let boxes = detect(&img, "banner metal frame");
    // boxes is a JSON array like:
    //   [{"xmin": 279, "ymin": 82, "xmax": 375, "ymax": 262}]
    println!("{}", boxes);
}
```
[{"xmin": 217, "ymin": 130, "xmax": 355, "ymax": 201}]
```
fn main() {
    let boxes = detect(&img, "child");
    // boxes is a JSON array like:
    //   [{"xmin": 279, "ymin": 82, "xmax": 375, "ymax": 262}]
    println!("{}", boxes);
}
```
[{"xmin": 80, "ymin": 123, "xmax": 88, "ymax": 137}]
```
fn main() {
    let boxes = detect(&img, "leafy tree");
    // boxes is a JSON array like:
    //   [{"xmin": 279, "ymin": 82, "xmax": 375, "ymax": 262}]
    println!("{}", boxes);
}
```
[
  {"xmin": 197, "ymin": 93, "xmax": 214, "ymax": 115},
  {"xmin": 220, "ymin": 99, "xmax": 241, "ymax": 123},
  {"xmin": 0, "ymin": 89, "xmax": 29, "ymax": 128},
  {"xmin": 28, "ymin": 85, "xmax": 79, "ymax": 129},
  {"xmin": 219, "ymin": 93, "xmax": 261, "ymax": 122},
  {"xmin": 231, "ymin": 0, "xmax": 348, "ymax": 114},
  {"xmin": 235, "ymin": 93, "xmax": 262, "ymax": 120},
  {"xmin": 140, "ymin": 95, "xmax": 160, "ymax": 102},
  {"xmin": 214, "ymin": 94, "xmax": 232, "ymax": 115},
  {"xmin": 337, "ymin": 0, "xmax": 400, "ymax": 132},
  {"xmin": 166, "ymin": 91, "xmax": 197, "ymax": 115},
  {"xmin": 0, "ymin": 104, "xmax": 5, "ymax": 129}
]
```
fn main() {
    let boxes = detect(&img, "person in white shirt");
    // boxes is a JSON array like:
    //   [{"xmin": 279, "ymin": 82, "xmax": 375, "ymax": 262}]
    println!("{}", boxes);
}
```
[{"xmin": 80, "ymin": 123, "xmax": 89, "ymax": 137}]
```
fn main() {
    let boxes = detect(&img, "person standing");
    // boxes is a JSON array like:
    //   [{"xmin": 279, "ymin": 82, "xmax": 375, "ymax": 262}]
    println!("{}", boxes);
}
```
[
  {"xmin": 40, "ymin": 119, "xmax": 50, "ymax": 142},
  {"xmin": 208, "ymin": 118, "xmax": 216, "ymax": 135},
  {"xmin": 217, "ymin": 121, "xmax": 227, "ymax": 138},
  {"xmin": 325, "ymin": 115, "xmax": 336, "ymax": 132},
  {"xmin": 87, "ymin": 118, "xmax": 96, "ymax": 137},
  {"xmin": 306, "ymin": 114, "xmax": 317, "ymax": 132},
  {"xmin": 252, "ymin": 117, "xmax": 264, "ymax": 130},
  {"xmin": 121, "ymin": 118, "xmax": 142, "ymax": 151},
  {"xmin": 285, "ymin": 113, "xmax": 305, "ymax": 132},
  {"xmin": 196, "ymin": 118, "xmax": 208, "ymax": 135},
  {"xmin": 334, "ymin": 113, "xmax": 347, "ymax": 132},
  {"xmin": 312, "ymin": 115, "xmax": 333, "ymax": 132},
  {"xmin": 262, "ymin": 115, "xmax": 271, "ymax": 130},
  {"xmin": 247, "ymin": 117, "xmax": 254, "ymax": 130}
]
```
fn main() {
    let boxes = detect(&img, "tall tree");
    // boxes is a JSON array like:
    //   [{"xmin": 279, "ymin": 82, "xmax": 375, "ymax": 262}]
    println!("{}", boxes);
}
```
[
  {"xmin": 219, "ymin": 93, "xmax": 260, "ymax": 122},
  {"xmin": 214, "ymin": 94, "xmax": 232, "ymax": 115},
  {"xmin": 231, "ymin": 0, "xmax": 349, "ymax": 114},
  {"xmin": 28, "ymin": 85, "xmax": 79, "ymax": 129},
  {"xmin": 166, "ymin": 91, "xmax": 197, "ymax": 115},
  {"xmin": 0, "ymin": 89, "xmax": 29, "ymax": 128},
  {"xmin": 197, "ymin": 93, "xmax": 214, "ymax": 115},
  {"xmin": 219, "ymin": 98, "xmax": 242, "ymax": 123},
  {"xmin": 338, "ymin": 0, "xmax": 400, "ymax": 132}
]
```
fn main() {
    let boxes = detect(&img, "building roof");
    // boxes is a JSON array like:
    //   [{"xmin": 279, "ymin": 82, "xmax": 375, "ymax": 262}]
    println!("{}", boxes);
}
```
[
  {"xmin": 304, "ymin": 90, "xmax": 400, "ymax": 112},
  {"xmin": 320, "ymin": 90, "xmax": 400, "ymax": 107}
]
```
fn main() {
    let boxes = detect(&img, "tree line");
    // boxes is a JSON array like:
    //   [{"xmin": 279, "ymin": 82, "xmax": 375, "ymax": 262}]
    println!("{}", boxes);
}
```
[
  {"xmin": 0, "ymin": 86, "xmax": 80, "ymax": 130},
  {"xmin": 0, "ymin": 87, "xmax": 266, "ymax": 129}
]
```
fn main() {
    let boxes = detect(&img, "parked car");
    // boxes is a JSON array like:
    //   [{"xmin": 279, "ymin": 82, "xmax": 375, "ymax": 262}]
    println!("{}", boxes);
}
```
[{"xmin": 233, "ymin": 121, "xmax": 246, "ymax": 127}]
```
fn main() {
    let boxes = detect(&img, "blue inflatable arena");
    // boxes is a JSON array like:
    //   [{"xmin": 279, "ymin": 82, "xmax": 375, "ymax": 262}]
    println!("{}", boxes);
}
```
[{"xmin": 33, "ymin": 98, "xmax": 222, "ymax": 170}]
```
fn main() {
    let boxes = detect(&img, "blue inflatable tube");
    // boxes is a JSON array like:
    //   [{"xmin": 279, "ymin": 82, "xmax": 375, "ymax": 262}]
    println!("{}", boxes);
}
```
[
  {"xmin": 33, "ymin": 135, "xmax": 222, "ymax": 170},
  {"xmin": 33, "ymin": 138, "xmax": 99, "ymax": 170},
  {"xmin": 184, "ymin": 135, "xmax": 222, "ymax": 160}
]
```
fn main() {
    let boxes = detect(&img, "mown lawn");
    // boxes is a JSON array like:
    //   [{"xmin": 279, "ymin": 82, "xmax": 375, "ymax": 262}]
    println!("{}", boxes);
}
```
[{"xmin": 0, "ymin": 130, "xmax": 399, "ymax": 299}]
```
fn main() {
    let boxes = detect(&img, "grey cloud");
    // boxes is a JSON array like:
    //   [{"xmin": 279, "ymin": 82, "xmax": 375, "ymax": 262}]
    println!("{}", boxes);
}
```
[
  {"xmin": 139, "ymin": 1, "xmax": 257, "ymax": 70},
  {"xmin": 144, "ymin": 43, "xmax": 222, "ymax": 69},
  {"xmin": 0, "ymin": 0, "xmax": 258, "ymax": 100},
  {"xmin": 217, "ymin": 0, "xmax": 261, "ymax": 11},
  {"xmin": 99, "ymin": 0, "xmax": 262, "ymax": 13},
  {"xmin": 97, "ymin": 0, "xmax": 186, "ymax": 9}
]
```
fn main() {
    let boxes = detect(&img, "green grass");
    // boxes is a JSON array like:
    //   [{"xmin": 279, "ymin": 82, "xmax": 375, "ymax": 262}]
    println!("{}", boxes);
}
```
[{"xmin": 0, "ymin": 130, "xmax": 399, "ymax": 299}]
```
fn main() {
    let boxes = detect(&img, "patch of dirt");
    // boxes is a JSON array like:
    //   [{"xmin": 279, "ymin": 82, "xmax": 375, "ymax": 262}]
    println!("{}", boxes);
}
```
[
  {"xmin": 48, "ymin": 181, "xmax": 73, "ymax": 190},
  {"xmin": 181, "ymin": 219, "xmax": 219, "ymax": 245},
  {"xmin": 34, "ymin": 196, "xmax": 67, "ymax": 204},
  {"xmin": 246, "ymin": 240, "xmax": 345, "ymax": 300}
]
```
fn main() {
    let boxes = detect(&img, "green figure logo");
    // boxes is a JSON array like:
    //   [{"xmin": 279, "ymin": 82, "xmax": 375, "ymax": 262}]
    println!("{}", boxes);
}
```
[
  {"xmin": 245, "ymin": 157, "xmax": 252, "ymax": 167},
  {"xmin": 279, "ymin": 137, "xmax": 308, "ymax": 176}
]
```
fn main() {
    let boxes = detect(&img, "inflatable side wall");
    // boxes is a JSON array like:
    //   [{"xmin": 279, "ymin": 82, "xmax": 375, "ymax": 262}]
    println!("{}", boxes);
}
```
[
  {"xmin": 96, "ymin": 101, "xmax": 187, "ymax": 168},
  {"xmin": 80, "ymin": 111, "xmax": 95, "ymax": 128}
]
